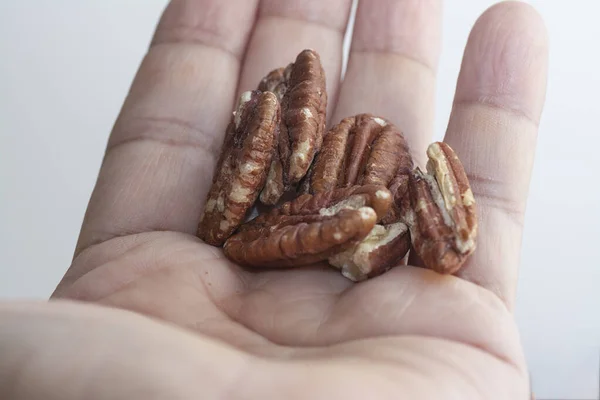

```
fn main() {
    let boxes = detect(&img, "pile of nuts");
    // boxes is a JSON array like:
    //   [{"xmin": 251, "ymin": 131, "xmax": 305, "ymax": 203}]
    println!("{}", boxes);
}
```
[{"xmin": 197, "ymin": 49, "xmax": 477, "ymax": 281}]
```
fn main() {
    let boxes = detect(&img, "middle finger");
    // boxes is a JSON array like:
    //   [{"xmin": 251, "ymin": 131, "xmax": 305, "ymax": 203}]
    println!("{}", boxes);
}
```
[{"xmin": 236, "ymin": 0, "xmax": 354, "ymax": 118}]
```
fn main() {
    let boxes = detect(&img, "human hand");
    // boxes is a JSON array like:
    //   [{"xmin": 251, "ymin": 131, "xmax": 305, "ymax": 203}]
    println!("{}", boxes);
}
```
[{"xmin": 1, "ymin": 1, "xmax": 548, "ymax": 398}]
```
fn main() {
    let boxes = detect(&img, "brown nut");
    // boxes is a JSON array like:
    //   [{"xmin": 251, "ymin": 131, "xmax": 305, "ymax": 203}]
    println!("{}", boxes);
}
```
[
  {"xmin": 223, "ymin": 185, "xmax": 392, "ymax": 268},
  {"xmin": 402, "ymin": 142, "xmax": 478, "ymax": 274},
  {"xmin": 258, "ymin": 67, "xmax": 288, "ymax": 102},
  {"xmin": 301, "ymin": 114, "xmax": 414, "ymax": 277},
  {"xmin": 305, "ymin": 114, "xmax": 413, "ymax": 197},
  {"xmin": 304, "ymin": 114, "xmax": 413, "ymax": 225},
  {"xmin": 258, "ymin": 49, "xmax": 327, "ymax": 205},
  {"xmin": 328, "ymin": 222, "xmax": 411, "ymax": 281},
  {"xmin": 197, "ymin": 90, "xmax": 280, "ymax": 246}
]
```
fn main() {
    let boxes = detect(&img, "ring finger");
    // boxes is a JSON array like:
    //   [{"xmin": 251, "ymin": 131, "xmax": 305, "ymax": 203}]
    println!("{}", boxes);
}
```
[{"xmin": 332, "ymin": 0, "xmax": 443, "ymax": 166}]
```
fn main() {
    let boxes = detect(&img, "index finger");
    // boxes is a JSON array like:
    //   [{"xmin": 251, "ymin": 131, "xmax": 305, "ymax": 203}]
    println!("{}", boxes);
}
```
[{"xmin": 74, "ymin": 0, "xmax": 258, "ymax": 257}]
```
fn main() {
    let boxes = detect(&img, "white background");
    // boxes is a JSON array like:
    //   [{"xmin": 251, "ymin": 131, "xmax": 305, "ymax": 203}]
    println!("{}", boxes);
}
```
[{"xmin": 1, "ymin": 1, "xmax": 598, "ymax": 398}]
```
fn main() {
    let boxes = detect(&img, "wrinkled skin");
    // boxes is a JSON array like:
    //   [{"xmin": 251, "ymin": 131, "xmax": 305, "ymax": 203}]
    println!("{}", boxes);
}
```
[{"xmin": 0, "ymin": 1, "xmax": 547, "ymax": 399}]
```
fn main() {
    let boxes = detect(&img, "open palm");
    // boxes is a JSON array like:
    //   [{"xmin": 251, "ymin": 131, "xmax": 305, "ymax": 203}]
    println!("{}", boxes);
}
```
[{"xmin": 4, "ymin": 1, "xmax": 549, "ymax": 398}]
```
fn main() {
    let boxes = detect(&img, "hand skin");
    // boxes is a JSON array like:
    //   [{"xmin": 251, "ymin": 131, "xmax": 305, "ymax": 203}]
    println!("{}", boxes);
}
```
[{"xmin": 0, "ymin": 1, "xmax": 548, "ymax": 399}]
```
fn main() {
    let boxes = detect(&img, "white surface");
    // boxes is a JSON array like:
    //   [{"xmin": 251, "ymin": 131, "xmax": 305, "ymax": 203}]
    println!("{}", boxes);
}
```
[{"xmin": 0, "ymin": 1, "xmax": 598, "ymax": 398}]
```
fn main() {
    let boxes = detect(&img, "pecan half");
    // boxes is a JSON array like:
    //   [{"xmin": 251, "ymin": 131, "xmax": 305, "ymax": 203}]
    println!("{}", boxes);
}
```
[
  {"xmin": 258, "ymin": 49, "xmax": 327, "ymax": 205},
  {"xmin": 402, "ymin": 142, "xmax": 478, "ymax": 274},
  {"xmin": 328, "ymin": 222, "xmax": 411, "ymax": 281},
  {"xmin": 300, "ymin": 114, "xmax": 414, "ymax": 278},
  {"xmin": 305, "ymin": 114, "xmax": 412, "ymax": 197},
  {"xmin": 223, "ymin": 185, "xmax": 392, "ymax": 268},
  {"xmin": 258, "ymin": 67, "xmax": 288, "ymax": 102},
  {"xmin": 197, "ymin": 90, "xmax": 280, "ymax": 246}
]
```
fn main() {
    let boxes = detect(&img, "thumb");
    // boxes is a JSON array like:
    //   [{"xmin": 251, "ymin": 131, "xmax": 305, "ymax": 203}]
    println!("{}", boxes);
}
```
[{"xmin": 0, "ymin": 300, "xmax": 250, "ymax": 400}]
